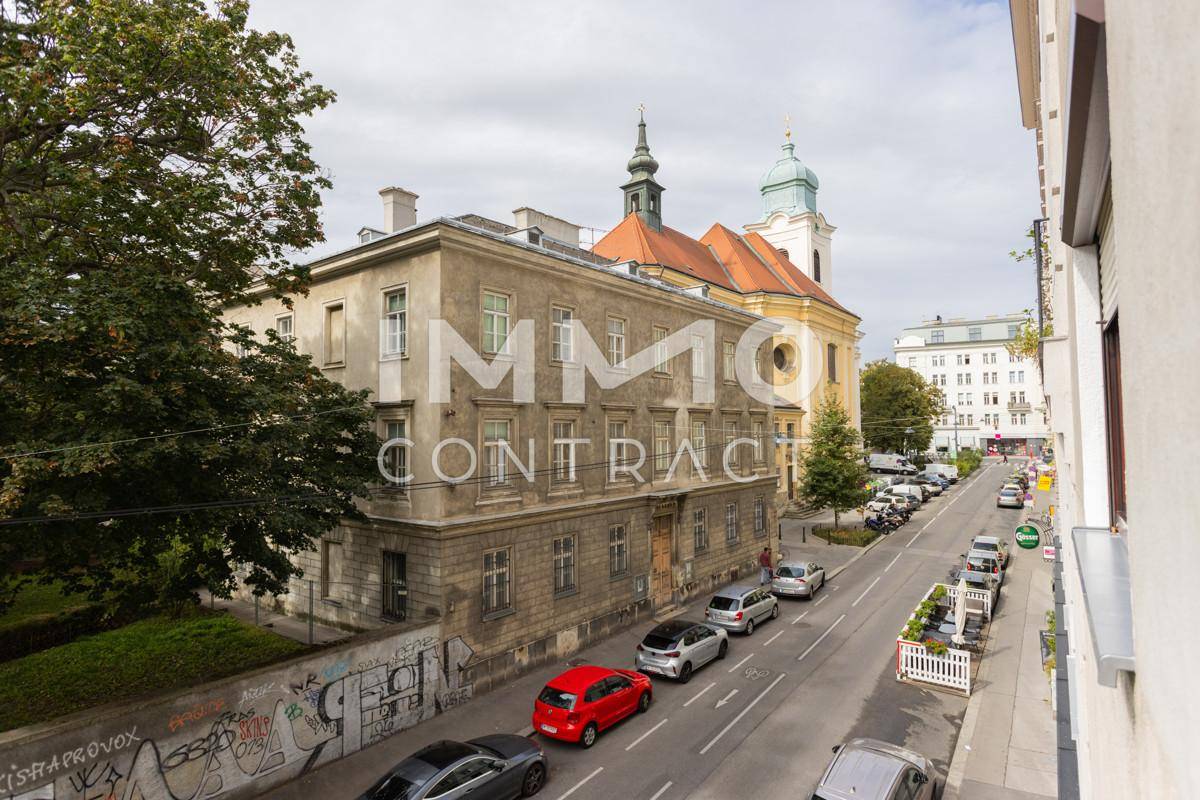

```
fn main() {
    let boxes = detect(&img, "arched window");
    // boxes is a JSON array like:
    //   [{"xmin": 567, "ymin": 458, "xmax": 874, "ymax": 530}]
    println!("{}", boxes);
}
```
[
  {"xmin": 813, "ymin": 250, "xmax": 822, "ymax": 283},
  {"xmin": 630, "ymin": 194, "xmax": 640, "ymax": 212},
  {"xmin": 650, "ymin": 193, "xmax": 658, "ymax": 213}
]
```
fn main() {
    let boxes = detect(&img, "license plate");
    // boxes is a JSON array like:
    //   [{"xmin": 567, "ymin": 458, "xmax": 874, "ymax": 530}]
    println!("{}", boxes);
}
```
[
  {"xmin": 540, "ymin": 724, "xmax": 558, "ymax": 734},
  {"xmin": 642, "ymin": 664, "xmax": 662, "ymax": 674}
]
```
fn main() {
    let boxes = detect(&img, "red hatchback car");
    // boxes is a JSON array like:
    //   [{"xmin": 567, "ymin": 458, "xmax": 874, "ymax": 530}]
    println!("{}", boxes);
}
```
[{"xmin": 532, "ymin": 666, "xmax": 652, "ymax": 747}]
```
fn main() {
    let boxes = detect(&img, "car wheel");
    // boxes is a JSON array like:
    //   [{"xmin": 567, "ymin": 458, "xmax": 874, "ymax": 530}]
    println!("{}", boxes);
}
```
[
  {"xmin": 770, "ymin": 603, "xmax": 779, "ymax": 619},
  {"xmin": 717, "ymin": 640, "xmax": 728, "ymax": 659},
  {"xmin": 580, "ymin": 722, "xmax": 598, "ymax": 748},
  {"xmin": 521, "ymin": 762, "xmax": 547, "ymax": 797},
  {"xmin": 745, "ymin": 618, "xmax": 755, "ymax": 635},
  {"xmin": 678, "ymin": 662, "xmax": 693, "ymax": 684},
  {"xmin": 638, "ymin": 690, "xmax": 652, "ymax": 713}
]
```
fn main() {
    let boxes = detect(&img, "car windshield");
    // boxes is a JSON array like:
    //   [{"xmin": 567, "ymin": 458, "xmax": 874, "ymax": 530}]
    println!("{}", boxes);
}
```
[
  {"xmin": 361, "ymin": 773, "xmax": 419, "ymax": 800},
  {"xmin": 1000, "ymin": 489, "xmax": 1019, "ymax": 497},
  {"xmin": 537, "ymin": 686, "xmax": 577, "ymax": 710},
  {"xmin": 776, "ymin": 566, "xmax": 806, "ymax": 578},
  {"xmin": 972, "ymin": 541, "xmax": 998, "ymax": 551},
  {"xmin": 641, "ymin": 633, "xmax": 679, "ymax": 651},
  {"xmin": 709, "ymin": 596, "xmax": 738, "ymax": 611}
]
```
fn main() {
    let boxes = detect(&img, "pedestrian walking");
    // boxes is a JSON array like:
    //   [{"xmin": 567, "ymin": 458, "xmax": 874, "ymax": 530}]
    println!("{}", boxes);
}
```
[{"xmin": 759, "ymin": 547, "xmax": 772, "ymax": 585}]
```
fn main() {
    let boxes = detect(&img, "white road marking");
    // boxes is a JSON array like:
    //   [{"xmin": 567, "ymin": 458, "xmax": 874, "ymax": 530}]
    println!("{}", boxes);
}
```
[
  {"xmin": 815, "ymin": 596, "xmax": 829, "ymax": 606},
  {"xmin": 852, "ymin": 577, "xmax": 881, "ymax": 607},
  {"xmin": 625, "ymin": 718, "xmax": 668, "ymax": 751},
  {"xmin": 764, "ymin": 630, "xmax": 784, "ymax": 646},
  {"xmin": 791, "ymin": 610, "xmax": 810, "ymax": 625},
  {"xmin": 517, "ymin": 725, "xmax": 535, "ymax": 736},
  {"xmin": 715, "ymin": 688, "xmax": 739, "ymax": 708},
  {"xmin": 797, "ymin": 614, "xmax": 846, "ymax": 662},
  {"xmin": 683, "ymin": 682, "xmax": 715, "ymax": 707},
  {"xmin": 728, "ymin": 653, "xmax": 755, "ymax": 673},
  {"xmin": 698, "ymin": 671, "xmax": 788, "ymax": 755},
  {"xmin": 556, "ymin": 766, "xmax": 603, "ymax": 800},
  {"xmin": 884, "ymin": 553, "xmax": 902, "ymax": 573},
  {"xmin": 649, "ymin": 781, "xmax": 674, "ymax": 800}
]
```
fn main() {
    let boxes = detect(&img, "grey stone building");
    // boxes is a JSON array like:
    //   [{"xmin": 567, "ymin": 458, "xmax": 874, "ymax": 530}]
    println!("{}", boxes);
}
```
[{"xmin": 225, "ymin": 189, "xmax": 778, "ymax": 692}]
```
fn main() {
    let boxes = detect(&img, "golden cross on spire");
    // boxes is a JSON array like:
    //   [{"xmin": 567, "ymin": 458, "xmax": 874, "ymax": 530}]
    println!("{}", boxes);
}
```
[
  {"xmin": 784, "ymin": 113, "xmax": 792, "ymax": 141},
  {"xmin": 637, "ymin": 102, "xmax": 646, "ymax": 121}
]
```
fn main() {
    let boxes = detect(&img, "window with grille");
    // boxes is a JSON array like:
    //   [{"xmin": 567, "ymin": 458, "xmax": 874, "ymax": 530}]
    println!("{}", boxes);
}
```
[
  {"xmin": 483, "ymin": 292, "xmax": 511, "ymax": 355},
  {"xmin": 383, "ymin": 289, "xmax": 407, "ymax": 356},
  {"xmin": 553, "ymin": 536, "xmax": 576, "ymax": 595},
  {"xmin": 725, "ymin": 503, "xmax": 738, "ymax": 542},
  {"xmin": 381, "ymin": 551, "xmax": 406, "ymax": 620},
  {"xmin": 694, "ymin": 509, "xmax": 708, "ymax": 552},
  {"xmin": 754, "ymin": 496, "xmax": 766, "ymax": 535},
  {"xmin": 483, "ymin": 548, "xmax": 512, "ymax": 616},
  {"xmin": 608, "ymin": 525, "xmax": 628, "ymax": 576}
]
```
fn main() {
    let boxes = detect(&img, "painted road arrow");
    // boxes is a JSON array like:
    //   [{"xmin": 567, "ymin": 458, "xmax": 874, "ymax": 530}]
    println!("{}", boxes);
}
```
[{"xmin": 715, "ymin": 688, "xmax": 739, "ymax": 708}]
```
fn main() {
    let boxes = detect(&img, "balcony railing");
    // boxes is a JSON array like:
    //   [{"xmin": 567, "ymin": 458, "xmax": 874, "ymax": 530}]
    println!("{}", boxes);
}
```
[{"xmin": 1007, "ymin": 401, "xmax": 1032, "ymax": 412}]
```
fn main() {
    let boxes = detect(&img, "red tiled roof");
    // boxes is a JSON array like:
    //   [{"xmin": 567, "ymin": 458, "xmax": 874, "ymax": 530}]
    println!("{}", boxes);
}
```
[{"xmin": 593, "ymin": 213, "xmax": 854, "ymax": 316}]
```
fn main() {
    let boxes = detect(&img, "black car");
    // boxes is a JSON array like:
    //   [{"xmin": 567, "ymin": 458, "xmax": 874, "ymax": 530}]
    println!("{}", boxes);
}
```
[{"xmin": 358, "ymin": 736, "xmax": 547, "ymax": 800}]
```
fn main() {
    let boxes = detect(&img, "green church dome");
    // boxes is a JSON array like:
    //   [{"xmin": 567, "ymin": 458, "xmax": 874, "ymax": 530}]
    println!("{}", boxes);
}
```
[{"xmin": 759, "ymin": 141, "xmax": 819, "ymax": 219}]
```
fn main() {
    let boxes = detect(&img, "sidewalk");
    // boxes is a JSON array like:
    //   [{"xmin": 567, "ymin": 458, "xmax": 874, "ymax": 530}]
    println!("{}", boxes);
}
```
[
  {"xmin": 197, "ymin": 589, "xmax": 352, "ymax": 646},
  {"xmin": 945, "ymin": 498, "xmax": 1058, "ymax": 798},
  {"xmin": 779, "ymin": 517, "xmax": 875, "ymax": 577}
]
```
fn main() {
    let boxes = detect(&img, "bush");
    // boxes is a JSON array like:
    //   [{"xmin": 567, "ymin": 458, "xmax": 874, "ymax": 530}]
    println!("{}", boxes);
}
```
[
  {"xmin": 902, "ymin": 618, "xmax": 925, "ymax": 642},
  {"xmin": 930, "ymin": 585, "xmax": 947, "ymax": 602},
  {"xmin": 812, "ymin": 528, "xmax": 881, "ymax": 547},
  {"xmin": 923, "ymin": 638, "xmax": 949, "ymax": 655},
  {"xmin": 955, "ymin": 448, "xmax": 983, "ymax": 477}
]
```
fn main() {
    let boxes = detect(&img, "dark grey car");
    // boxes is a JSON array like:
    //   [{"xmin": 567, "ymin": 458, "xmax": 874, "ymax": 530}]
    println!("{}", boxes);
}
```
[{"xmin": 358, "ymin": 736, "xmax": 547, "ymax": 800}]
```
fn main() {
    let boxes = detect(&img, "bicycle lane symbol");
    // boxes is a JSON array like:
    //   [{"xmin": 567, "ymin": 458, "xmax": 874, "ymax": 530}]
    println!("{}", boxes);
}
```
[{"xmin": 743, "ymin": 666, "xmax": 770, "ymax": 681}]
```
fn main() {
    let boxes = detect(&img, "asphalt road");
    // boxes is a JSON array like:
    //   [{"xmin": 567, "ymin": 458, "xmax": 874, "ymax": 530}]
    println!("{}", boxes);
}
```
[{"xmin": 262, "ymin": 458, "xmax": 1022, "ymax": 800}]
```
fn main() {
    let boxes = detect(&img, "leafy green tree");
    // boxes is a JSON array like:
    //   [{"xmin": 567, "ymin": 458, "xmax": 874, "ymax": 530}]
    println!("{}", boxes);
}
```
[
  {"xmin": 0, "ymin": 0, "xmax": 378, "ymax": 612},
  {"xmin": 798, "ymin": 395, "xmax": 869, "ymax": 528},
  {"xmin": 860, "ymin": 360, "xmax": 943, "ymax": 455}
]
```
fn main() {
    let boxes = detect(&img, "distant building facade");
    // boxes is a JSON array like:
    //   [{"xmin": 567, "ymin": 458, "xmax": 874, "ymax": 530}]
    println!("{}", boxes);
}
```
[{"xmin": 893, "ymin": 314, "xmax": 1049, "ymax": 455}]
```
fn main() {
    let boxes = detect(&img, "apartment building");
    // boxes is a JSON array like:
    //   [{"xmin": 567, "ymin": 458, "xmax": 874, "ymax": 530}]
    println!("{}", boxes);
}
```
[
  {"xmin": 1009, "ymin": 1, "xmax": 1200, "ymax": 797},
  {"xmin": 894, "ymin": 314, "xmax": 1049, "ymax": 455},
  {"xmin": 224, "ymin": 190, "xmax": 777, "ymax": 693}
]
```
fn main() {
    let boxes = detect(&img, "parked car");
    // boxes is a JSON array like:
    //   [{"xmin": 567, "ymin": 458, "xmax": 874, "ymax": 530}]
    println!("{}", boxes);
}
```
[
  {"xmin": 948, "ymin": 568, "xmax": 1000, "ymax": 606},
  {"xmin": 963, "ymin": 551, "xmax": 1004, "ymax": 582},
  {"xmin": 813, "ymin": 738, "xmax": 941, "ymax": 800},
  {"xmin": 970, "ymin": 535, "xmax": 1010, "ymax": 567},
  {"xmin": 996, "ymin": 487, "xmax": 1024, "ymax": 508},
  {"xmin": 884, "ymin": 487, "xmax": 922, "ymax": 509},
  {"xmin": 532, "ymin": 666, "xmax": 651, "ymax": 748},
  {"xmin": 923, "ymin": 474, "xmax": 951, "ymax": 491},
  {"xmin": 635, "ymin": 619, "xmax": 728, "ymax": 683},
  {"xmin": 704, "ymin": 585, "xmax": 779, "ymax": 635},
  {"xmin": 913, "ymin": 477, "xmax": 943, "ymax": 496},
  {"xmin": 357, "ymin": 736, "xmax": 548, "ymax": 800},
  {"xmin": 867, "ymin": 452, "xmax": 918, "ymax": 475},
  {"xmin": 771, "ymin": 560, "xmax": 825, "ymax": 599},
  {"xmin": 924, "ymin": 462, "xmax": 959, "ymax": 482}
]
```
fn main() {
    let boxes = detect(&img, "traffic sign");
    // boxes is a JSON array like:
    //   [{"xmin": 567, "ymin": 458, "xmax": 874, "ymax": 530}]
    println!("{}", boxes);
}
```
[
  {"xmin": 1037, "ymin": 475, "xmax": 1052, "ymax": 491},
  {"xmin": 1015, "ymin": 524, "xmax": 1040, "ymax": 549},
  {"xmin": 994, "ymin": 433, "xmax": 1001, "ymax": 439}
]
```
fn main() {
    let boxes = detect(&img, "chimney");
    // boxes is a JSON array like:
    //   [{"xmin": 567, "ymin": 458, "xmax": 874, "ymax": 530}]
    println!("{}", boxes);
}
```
[
  {"xmin": 380, "ymin": 187, "xmax": 418, "ymax": 233},
  {"xmin": 512, "ymin": 207, "xmax": 581, "ymax": 248}
]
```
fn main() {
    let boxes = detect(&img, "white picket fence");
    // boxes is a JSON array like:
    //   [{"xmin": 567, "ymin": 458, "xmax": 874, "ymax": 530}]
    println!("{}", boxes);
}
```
[
  {"xmin": 943, "ymin": 583, "xmax": 993, "ymax": 620},
  {"xmin": 896, "ymin": 638, "xmax": 972, "ymax": 695}
]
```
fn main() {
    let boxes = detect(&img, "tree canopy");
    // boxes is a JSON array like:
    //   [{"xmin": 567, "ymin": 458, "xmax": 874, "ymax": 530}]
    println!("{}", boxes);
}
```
[
  {"xmin": 798, "ymin": 394, "xmax": 868, "ymax": 527},
  {"xmin": 0, "ymin": 0, "xmax": 378, "ymax": 611},
  {"xmin": 860, "ymin": 360, "xmax": 943, "ymax": 455}
]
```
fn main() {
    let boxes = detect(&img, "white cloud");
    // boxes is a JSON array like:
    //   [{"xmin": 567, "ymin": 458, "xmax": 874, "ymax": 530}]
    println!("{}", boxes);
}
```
[{"xmin": 249, "ymin": 0, "xmax": 1040, "ymax": 360}]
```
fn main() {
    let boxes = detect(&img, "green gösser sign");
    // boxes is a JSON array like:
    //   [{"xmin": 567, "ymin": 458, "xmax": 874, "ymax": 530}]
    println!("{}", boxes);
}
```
[{"xmin": 1015, "ymin": 524, "xmax": 1041, "ymax": 549}]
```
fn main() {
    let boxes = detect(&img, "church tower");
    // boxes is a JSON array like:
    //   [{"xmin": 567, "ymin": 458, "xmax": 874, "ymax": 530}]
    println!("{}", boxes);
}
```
[
  {"xmin": 743, "ymin": 124, "xmax": 836, "ymax": 290},
  {"xmin": 621, "ymin": 109, "xmax": 665, "ymax": 231}
]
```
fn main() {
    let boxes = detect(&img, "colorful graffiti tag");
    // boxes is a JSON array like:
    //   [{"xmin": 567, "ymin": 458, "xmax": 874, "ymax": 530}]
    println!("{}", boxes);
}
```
[{"xmin": 0, "ymin": 628, "xmax": 472, "ymax": 800}]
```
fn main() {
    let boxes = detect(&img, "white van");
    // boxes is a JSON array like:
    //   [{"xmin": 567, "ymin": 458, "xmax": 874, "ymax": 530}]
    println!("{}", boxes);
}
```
[
  {"xmin": 868, "ymin": 453, "xmax": 918, "ymax": 475},
  {"xmin": 924, "ymin": 463, "xmax": 959, "ymax": 482}
]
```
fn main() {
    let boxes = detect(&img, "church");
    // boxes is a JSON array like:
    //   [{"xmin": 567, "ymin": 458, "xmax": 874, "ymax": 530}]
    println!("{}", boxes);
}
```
[{"xmin": 593, "ymin": 114, "xmax": 863, "ymax": 503}]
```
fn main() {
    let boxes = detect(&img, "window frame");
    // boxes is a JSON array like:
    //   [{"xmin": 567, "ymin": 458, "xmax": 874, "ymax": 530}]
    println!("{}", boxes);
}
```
[
  {"xmin": 608, "ymin": 524, "xmax": 629, "ymax": 577},
  {"xmin": 754, "ymin": 495, "xmax": 766, "ymax": 536},
  {"xmin": 381, "ymin": 285, "xmax": 408, "ymax": 358},
  {"xmin": 482, "ymin": 546, "xmax": 513, "ymax": 619},
  {"xmin": 322, "ymin": 299, "xmax": 346, "ymax": 367},
  {"xmin": 380, "ymin": 417, "xmax": 410, "ymax": 494},
  {"xmin": 693, "ymin": 508, "xmax": 708, "ymax": 552},
  {"xmin": 553, "ymin": 534, "xmax": 577, "ymax": 597},
  {"xmin": 551, "ymin": 304, "xmax": 576, "ymax": 364},
  {"xmin": 550, "ymin": 417, "xmax": 579, "ymax": 485},
  {"xmin": 274, "ymin": 312, "xmax": 295, "ymax": 344},
  {"xmin": 653, "ymin": 417, "xmax": 673, "ymax": 476},
  {"xmin": 482, "ymin": 417, "xmax": 515, "ymax": 489},
  {"xmin": 606, "ymin": 314, "xmax": 627, "ymax": 368},
  {"xmin": 653, "ymin": 325, "xmax": 672, "ymax": 375},
  {"xmin": 722, "ymin": 340, "xmax": 737, "ymax": 384},
  {"xmin": 725, "ymin": 502, "xmax": 739, "ymax": 543},
  {"xmin": 482, "ymin": 289, "xmax": 513, "ymax": 357}
]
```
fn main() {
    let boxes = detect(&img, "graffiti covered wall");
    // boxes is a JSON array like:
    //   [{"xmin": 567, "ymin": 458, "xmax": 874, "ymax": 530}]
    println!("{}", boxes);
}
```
[{"xmin": 0, "ymin": 622, "xmax": 474, "ymax": 800}]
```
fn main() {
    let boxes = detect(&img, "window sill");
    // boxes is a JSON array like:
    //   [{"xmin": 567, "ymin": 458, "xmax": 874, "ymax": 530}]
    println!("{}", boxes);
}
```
[
  {"xmin": 725, "ymin": 538, "xmax": 740, "ymax": 547},
  {"xmin": 379, "ymin": 351, "xmax": 409, "ymax": 362},
  {"xmin": 547, "ymin": 486, "xmax": 583, "ymax": 500},
  {"xmin": 554, "ymin": 588, "xmax": 579, "ymax": 600},
  {"xmin": 322, "ymin": 362, "xmax": 345, "ymax": 370},
  {"xmin": 609, "ymin": 571, "xmax": 630, "ymax": 583},
  {"xmin": 483, "ymin": 607, "xmax": 516, "ymax": 623},
  {"xmin": 1071, "ymin": 526, "xmax": 1135, "ymax": 687}
]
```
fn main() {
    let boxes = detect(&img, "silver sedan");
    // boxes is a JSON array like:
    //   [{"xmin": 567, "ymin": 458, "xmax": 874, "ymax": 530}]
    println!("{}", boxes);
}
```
[
  {"xmin": 771, "ymin": 560, "xmax": 825, "ymax": 599},
  {"xmin": 635, "ymin": 619, "xmax": 728, "ymax": 683}
]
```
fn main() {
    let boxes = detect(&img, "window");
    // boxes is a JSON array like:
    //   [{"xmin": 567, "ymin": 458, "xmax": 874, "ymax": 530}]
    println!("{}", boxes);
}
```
[
  {"xmin": 957, "ymin": 414, "xmax": 965, "ymax": 426},
  {"xmin": 608, "ymin": 525, "xmax": 628, "ymax": 576},
  {"xmin": 754, "ymin": 496, "xmax": 766, "ymax": 536},
  {"xmin": 1018, "ymin": 370, "xmax": 1025, "ymax": 382},
  {"xmin": 725, "ymin": 503, "xmax": 738, "ymax": 542},
  {"xmin": 275, "ymin": 314, "xmax": 294, "ymax": 343},
  {"xmin": 1008, "ymin": 324, "xmax": 1020, "ymax": 339},
  {"xmin": 383, "ymin": 420, "xmax": 408, "ymax": 491},
  {"xmin": 1009, "ymin": 371, "xmax": 1016, "ymax": 382},
  {"xmin": 1018, "ymin": 390, "xmax": 1026, "ymax": 403},
  {"xmin": 553, "ymin": 535, "xmax": 576, "ymax": 595},
  {"xmin": 1103, "ymin": 315, "xmax": 1126, "ymax": 522},
  {"xmin": 608, "ymin": 419, "xmax": 629, "ymax": 478},
  {"xmin": 483, "ymin": 420, "xmax": 510, "ymax": 486},
  {"xmin": 722, "ymin": 340, "xmax": 736, "ymax": 382},
  {"xmin": 607, "ymin": 316, "xmax": 626, "ymax": 366},
  {"xmin": 908, "ymin": 357, "xmax": 917, "ymax": 367},
  {"xmin": 827, "ymin": 343, "xmax": 837, "ymax": 383},
  {"xmin": 381, "ymin": 551, "xmax": 406, "ymax": 620},
  {"xmin": 752, "ymin": 420, "xmax": 766, "ymax": 464},
  {"xmin": 551, "ymin": 306, "xmax": 574, "ymax": 362},
  {"xmin": 982, "ymin": 372, "xmax": 990, "ymax": 385},
  {"xmin": 956, "ymin": 354, "xmax": 962, "ymax": 366},
  {"xmin": 1011, "ymin": 414, "xmax": 1018, "ymax": 425},
  {"xmin": 429, "ymin": 759, "xmax": 496, "ymax": 798},
  {"xmin": 552, "ymin": 420, "xmax": 576, "ymax": 482},
  {"xmin": 966, "ymin": 414, "xmax": 973, "ymax": 426},
  {"xmin": 963, "ymin": 353, "xmax": 971, "ymax": 365},
  {"xmin": 690, "ymin": 418, "xmax": 708, "ymax": 467},
  {"xmin": 930, "ymin": 329, "xmax": 944, "ymax": 344},
  {"xmin": 956, "ymin": 373, "xmax": 963, "ymax": 386},
  {"xmin": 964, "ymin": 373, "xmax": 972, "ymax": 385},
  {"xmin": 653, "ymin": 326, "xmax": 671, "ymax": 373},
  {"xmin": 324, "ymin": 302, "xmax": 345, "ymax": 365},
  {"xmin": 991, "ymin": 372, "xmax": 998, "ymax": 383},
  {"xmin": 723, "ymin": 418, "xmax": 739, "ymax": 468},
  {"xmin": 653, "ymin": 419, "xmax": 672, "ymax": 473},
  {"xmin": 321, "ymin": 539, "xmax": 343, "ymax": 599},
  {"xmin": 650, "ymin": 193, "xmax": 658, "ymax": 213},
  {"xmin": 812, "ymin": 250, "xmax": 821, "ymax": 282},
  {"xmin": 693, "ymin": 509, "xmax": 708, "ymax": 552},
  {"xmin": 968, "ymin": 326, "xmax": 981, "ymax": 341},
  {"xmin": 383, "ymin": 288, "xmax": 407, "ymax": 356},
  {"xmin": 483, "ymin": 292, "xmax": 510, "ymax": 355},
  {"xmin": 691, "ymin": 334, "xmax": 706, "ymax": 379},
  {"xmin": 1020, "ymin": 413, "xmax": 1028, "ymax": 425},
  {"xmin": 483, "ymin": 548, "xmax": 512, "ymax": 616}
]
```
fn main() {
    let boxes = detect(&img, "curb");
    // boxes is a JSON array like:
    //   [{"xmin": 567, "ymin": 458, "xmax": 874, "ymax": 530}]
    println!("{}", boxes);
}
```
[
  {"xmin": 827, "ymin": 530, "xmax": 890, "ymax": 581},
  {"xmin": 943, "ymin": 683, "xmax": 984, "ymax": 799}
]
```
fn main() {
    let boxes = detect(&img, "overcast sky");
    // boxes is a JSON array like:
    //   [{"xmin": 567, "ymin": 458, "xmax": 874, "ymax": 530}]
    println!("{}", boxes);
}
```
[{"xmin": 249, "ymin": 0, "xmax": 1040, "ymax": 361}]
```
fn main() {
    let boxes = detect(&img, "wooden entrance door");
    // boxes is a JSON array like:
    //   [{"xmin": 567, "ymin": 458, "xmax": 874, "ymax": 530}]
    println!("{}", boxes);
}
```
[{"xmin": 651, "ymin": 514, "xmax": 674, "ymax": 607}]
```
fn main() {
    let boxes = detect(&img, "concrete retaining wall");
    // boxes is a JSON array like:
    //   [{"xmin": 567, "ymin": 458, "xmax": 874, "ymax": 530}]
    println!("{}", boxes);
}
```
[{"xmin": 0, "ymin": 620, "xmax": 470, "ymax": 800}]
